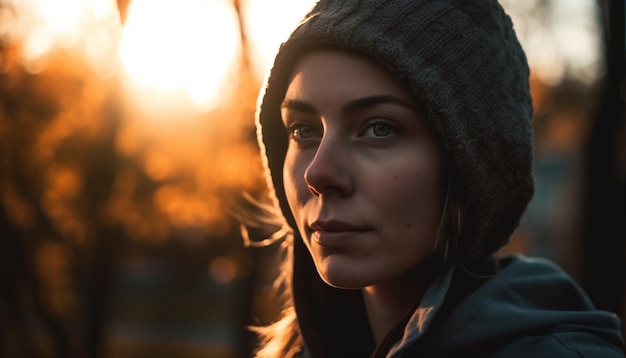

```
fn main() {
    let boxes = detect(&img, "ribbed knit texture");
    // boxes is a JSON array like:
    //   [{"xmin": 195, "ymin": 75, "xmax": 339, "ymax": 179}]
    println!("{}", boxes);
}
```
[{"xmin": 257, "ymin": 0, "xmax": 534, "ymax": 260}]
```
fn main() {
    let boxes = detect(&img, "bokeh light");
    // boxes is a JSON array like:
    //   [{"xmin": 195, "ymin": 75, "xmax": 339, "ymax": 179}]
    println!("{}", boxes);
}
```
[
  {"xmin": 0, "ymin": 0, "xmax": 121, "ymax": 76},
  {"xmin": 501, "ymin": 0, "xmax": 602, "ymax": 85}
]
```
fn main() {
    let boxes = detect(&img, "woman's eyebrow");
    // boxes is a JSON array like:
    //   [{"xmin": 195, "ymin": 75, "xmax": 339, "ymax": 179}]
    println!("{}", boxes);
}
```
[
  {"xmin": 280, "ymin": 95, "xmax": 418, "ymax": 115},
  {"xmin": 342, "ymin": 95, "xmax": 418, "ymax": 114},
  {"xmin": 281, "ymin": 99, "xmax": 317, "ymax": 114}
]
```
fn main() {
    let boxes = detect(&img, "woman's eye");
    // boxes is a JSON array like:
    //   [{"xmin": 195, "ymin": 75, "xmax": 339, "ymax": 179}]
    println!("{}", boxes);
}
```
[
  {"xmin": 363, "ymin": 120, "xmax": 396, "ymax": 138},
  {"xmin": 287, "ymin": 123, "xmax": 319, "ymax": 140}
]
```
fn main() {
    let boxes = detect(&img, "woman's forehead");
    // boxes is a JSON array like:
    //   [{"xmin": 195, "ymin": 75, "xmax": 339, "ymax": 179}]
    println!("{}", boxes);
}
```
[{"xmin": 285, "ymin": 49, "xmax": 414, "ymax": 102}]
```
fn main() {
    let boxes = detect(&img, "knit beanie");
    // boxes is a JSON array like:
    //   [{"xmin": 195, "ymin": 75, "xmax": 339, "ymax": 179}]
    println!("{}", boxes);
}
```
[{"xmin": 256, "ymin": 0, "xmax": 534, "ymax": 261}]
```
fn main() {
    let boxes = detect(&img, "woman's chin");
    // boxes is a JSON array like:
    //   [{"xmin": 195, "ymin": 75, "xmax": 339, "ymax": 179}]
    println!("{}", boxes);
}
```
[{"xmin": 316, "ymin": 260, "xmax": 373, "ymax": 289}]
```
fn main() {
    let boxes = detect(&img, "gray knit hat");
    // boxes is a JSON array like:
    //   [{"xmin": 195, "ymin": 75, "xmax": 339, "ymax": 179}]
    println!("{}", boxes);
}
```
[{"xmin": 256, "ymin": 0, "xmax": 534, "ymax": 260}]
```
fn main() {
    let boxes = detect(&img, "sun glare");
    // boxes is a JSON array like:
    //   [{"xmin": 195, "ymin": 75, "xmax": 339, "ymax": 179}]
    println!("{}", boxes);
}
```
[
  {"xmin": 119, "ymin": 0, "xmax": 241, "ymax": 113},
  {"xmin": 0, "ymin": 0, "xmax": 121, "ymax": 76},
  {"xmin": 243, "ymin": 0, "xmax": 317, "ymax": 81}
]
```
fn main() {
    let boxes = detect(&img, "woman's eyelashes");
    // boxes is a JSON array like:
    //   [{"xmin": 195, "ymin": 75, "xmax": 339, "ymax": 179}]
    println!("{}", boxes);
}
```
[
  {"xmin": 359, "ymin": 118, "xmax": 399, "ymax": 138},
  {"xmin": 285, "ymin": 121, "xmax": 321, "ymax": 142},
  {"xmin": 284, "ymin": 117, "xmax": 402, "ymax": 143}
]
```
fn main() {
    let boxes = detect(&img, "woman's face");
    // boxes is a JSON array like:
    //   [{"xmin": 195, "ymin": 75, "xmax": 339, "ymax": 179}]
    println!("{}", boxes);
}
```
[{"xmin": 282, "ymin": 49, "xmax": 446, "ymax": 289}]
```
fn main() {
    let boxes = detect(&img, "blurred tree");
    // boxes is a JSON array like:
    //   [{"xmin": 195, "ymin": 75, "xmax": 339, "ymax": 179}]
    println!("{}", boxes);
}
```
[
  {"xmin": 0, "ymin": 41, "xmax": 126, "ymax": 356},
  {"xmin": 0, "ymin": 0, "xmax": 269, "ymax": 356},
  {"xmin": 581, "ymin": 0, "xmax": 626, "ymax": 319},
  {"xmin": 116, "ymin": 0, "xmax": 130, "ymax": 23}
]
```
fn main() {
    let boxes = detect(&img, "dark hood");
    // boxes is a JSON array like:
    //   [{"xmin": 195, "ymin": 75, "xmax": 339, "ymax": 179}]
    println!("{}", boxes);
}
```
[{"xmin": 391, "ymin": 255, "xmax": 625, "ymax": 356}]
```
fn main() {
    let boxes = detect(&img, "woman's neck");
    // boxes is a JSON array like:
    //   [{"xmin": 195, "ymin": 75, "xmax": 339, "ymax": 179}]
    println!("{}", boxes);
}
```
[{"xmin": 361, "ymin": 270, "xmax": 431, "ymax": 345}]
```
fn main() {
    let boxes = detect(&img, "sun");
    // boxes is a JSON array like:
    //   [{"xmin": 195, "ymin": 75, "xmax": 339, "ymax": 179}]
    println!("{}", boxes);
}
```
[{"xmin": 118, "ymin": 0, "xmax": 241, "ymax": 113}]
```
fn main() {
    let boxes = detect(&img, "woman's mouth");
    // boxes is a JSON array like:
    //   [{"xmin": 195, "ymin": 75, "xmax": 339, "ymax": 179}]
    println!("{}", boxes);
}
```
[{"xmin": 309, "ymin": 220, "xmax": 370, "ymax": 248}]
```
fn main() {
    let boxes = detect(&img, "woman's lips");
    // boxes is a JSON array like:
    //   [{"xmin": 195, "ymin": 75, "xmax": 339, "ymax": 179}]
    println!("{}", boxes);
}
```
[
  {"xmin": 310, "ymin": 219, "xmax": 365, "ymax": 232},
  {"xmin": 309, "ymin": 220, "xmax": 370, "ymax": 248}
]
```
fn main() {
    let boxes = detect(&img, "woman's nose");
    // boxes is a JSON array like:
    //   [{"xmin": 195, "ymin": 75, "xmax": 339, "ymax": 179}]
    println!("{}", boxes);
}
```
[{"xmin": 303, "ymin": 137, "xmax": 353, "ymax": 197}]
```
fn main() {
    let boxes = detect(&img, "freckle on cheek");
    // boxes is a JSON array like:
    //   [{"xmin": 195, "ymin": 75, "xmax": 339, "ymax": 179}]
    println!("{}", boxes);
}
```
[{"xmin": 407, "ymin": 224, "xmax": 412, "ymax": 229}]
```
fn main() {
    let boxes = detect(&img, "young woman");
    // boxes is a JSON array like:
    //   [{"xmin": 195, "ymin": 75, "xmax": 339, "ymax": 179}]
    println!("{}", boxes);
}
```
[{"xmin": 250, "ymin": 0, "xmax": 625, "ymax": 356}]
